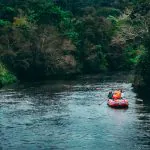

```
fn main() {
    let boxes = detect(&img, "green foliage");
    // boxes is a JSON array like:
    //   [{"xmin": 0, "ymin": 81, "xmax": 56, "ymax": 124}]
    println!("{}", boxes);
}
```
[
  {"xmin": 28, "ymin": 2, "xmax": 60, "ymax": 24},
  {"xmin": 124, "ymin": 45, "xmax": 144, "ymax": 69},
  {"xmin": 130, "ymin": 0, "xmax": 150, "ymax": 96},
  {"xmin": 0, "ymin": 5, "xmax": 16, "ymax": 22},
  {"xmin": 0, "ymin": 62, "xmax": 17, "ymax": 85},
  {"xmin": 0, "ymin": 0, "xmax": 148, "ymax": 82},
  {"xmin": 0, "ymin": 19, "xmax": 11, "ymax": 26},
  {"xmin": 72, "ymin": 8, "xmax": 113, "ymax": 72},
  {"xmin": 55, "ymin": 0, "xmax": 133, "ymax": 14},
  {"xmin": 97, "ymin": 7, "xmax": 122, "ymax": 17},
  {"xmin": 58, "ymin": 12, "xmax": 79, "ymax": 43}
]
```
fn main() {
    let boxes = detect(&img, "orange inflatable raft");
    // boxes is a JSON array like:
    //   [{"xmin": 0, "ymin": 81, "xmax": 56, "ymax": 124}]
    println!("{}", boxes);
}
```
[{"xmin": 107, "ymin": 99, "xmax": 128, "ymax": 108}]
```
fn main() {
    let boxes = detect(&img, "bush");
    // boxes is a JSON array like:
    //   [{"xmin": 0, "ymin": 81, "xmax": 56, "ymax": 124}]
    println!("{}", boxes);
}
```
[{"xmin": 0, "ymin": 62, "xmax": 17, "ymax": 86}]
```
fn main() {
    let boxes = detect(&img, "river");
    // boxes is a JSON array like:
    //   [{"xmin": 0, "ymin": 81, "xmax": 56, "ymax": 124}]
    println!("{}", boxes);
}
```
[{"xmin": 0, "ymin": 74, "xmax": 150, "ymax": 150}]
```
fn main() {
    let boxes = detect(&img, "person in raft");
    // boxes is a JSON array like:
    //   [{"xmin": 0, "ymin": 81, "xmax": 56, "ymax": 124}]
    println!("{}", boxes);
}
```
[
  {"xmin": 112, "ymin": 89, "xmax": 123, "ymax": 100},
  {"xmin": 108, "ymin": 91, "xmax": 113, "ymax": 99}
]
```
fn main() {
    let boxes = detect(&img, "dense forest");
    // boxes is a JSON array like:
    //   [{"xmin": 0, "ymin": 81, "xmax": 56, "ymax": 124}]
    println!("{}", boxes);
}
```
[{"xmin": 0, "ymin": 0, "xmax": 150, "ymax": 97}]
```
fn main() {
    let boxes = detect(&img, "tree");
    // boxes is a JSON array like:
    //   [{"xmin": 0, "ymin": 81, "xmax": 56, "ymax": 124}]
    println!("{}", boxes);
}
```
[{"xmin": 132, "ymin": 0, "xmax": 150, "ymax": 96}]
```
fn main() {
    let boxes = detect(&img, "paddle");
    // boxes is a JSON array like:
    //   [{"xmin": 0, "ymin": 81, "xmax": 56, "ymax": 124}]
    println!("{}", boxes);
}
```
[
  {"xmin": 96, "ymin": 87, "xmax": 108, "ymax": 105},
  {"xmin": 99, "ymin": 99, "xmax": 107, "ymax": 105}
]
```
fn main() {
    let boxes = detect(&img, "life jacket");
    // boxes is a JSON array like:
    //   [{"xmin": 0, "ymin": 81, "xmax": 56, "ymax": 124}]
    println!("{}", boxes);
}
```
[{"xmin": 113, "ymin": 90, "xmax": 121, "ymax": 99}]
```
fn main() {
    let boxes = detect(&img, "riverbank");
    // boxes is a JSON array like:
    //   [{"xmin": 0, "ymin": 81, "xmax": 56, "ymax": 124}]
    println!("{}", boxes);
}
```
[{"xmin": 3, "ymin": 71, "xmax": 133, "ymax": 90}]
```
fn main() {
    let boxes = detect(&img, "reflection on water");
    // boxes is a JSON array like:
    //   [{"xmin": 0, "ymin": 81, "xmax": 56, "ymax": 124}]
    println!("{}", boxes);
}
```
[{"xmin": 0, "ymin": 75, "xmax": 150, "ymax": 150}]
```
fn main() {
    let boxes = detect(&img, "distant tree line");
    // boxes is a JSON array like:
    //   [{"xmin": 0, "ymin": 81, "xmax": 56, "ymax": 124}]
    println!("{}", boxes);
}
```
[{"xmin": 0, "ymin": 0, "xmax": 150, "ymax": 99}]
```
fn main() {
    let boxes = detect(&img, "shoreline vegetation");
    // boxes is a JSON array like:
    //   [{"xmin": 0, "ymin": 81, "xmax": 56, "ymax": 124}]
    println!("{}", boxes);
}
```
[
  {"xmin": 0, "ymin": 62, "xmax": 17, "ymax": 87},
  {"xmin": 0, "ymin": 70, "xmax": 134, "ymax": 86},
  {"xmin": 0, "ymin": 1, "xmax": 150, "ymax": 100}
]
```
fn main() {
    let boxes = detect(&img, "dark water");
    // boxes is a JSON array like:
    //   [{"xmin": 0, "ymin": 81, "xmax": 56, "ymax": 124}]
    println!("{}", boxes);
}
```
[{"xmin": 0, "ymin": 75, "xmax": 150, "ymax": 150}]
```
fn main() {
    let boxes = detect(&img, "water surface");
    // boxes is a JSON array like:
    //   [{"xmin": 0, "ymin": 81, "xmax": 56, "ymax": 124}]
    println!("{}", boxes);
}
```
[{"xmin": 0, "ymin": 75, "xmax": 150, "ymax": 150}]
